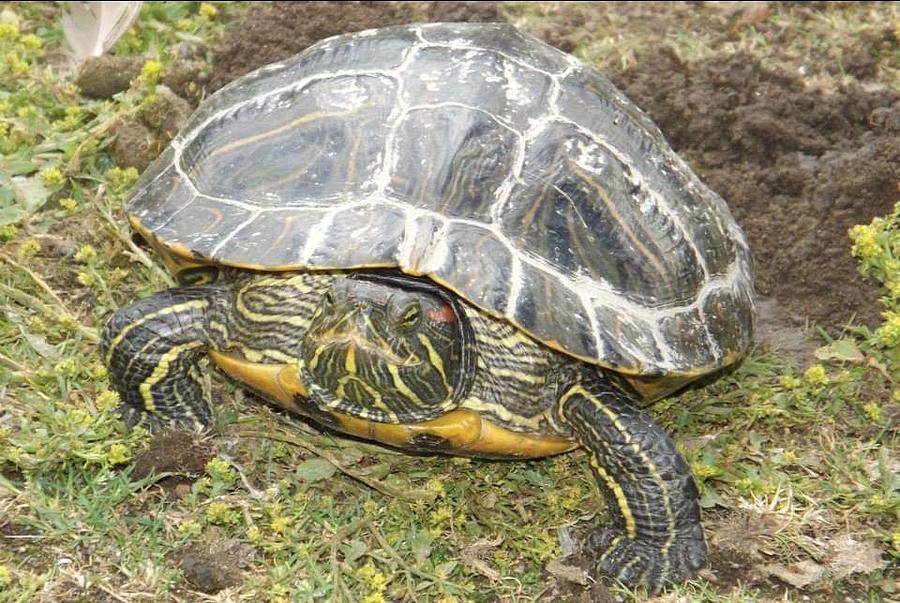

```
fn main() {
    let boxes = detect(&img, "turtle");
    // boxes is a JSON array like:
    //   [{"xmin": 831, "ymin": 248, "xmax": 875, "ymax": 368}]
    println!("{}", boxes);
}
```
[{"xmin": 102, "ymin": 22, "xmax": 755, "ymax": 593}]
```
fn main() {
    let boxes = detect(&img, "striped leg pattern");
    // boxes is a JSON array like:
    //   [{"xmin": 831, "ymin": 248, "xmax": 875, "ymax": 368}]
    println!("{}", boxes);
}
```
[
  {"xmin": 557, "ymin": 371, "xmax": 705, "ymax": 593},
  {"xmin": 102, "ymin": 286, "xmax": 219, "ymax": 431}
]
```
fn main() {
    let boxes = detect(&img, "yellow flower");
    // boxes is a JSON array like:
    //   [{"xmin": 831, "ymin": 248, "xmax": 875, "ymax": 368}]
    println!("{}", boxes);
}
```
[
  {"xmin": 270, "ymin": 515, "xmax": 291, "ymax": 535},
  {"xmin": 55, "ymin": 358, "xmax": 78, "ymax": 377},
  {"xmin": 199, "ymin": 3, "xmax": 219, "ymax": 18},
  {"xmin": 75, "ymin": 244, "xmax": 97, "ymax": 263},
  {"xmin": 803, "ymin": 364, "xmax": 828, "ymax": 387},
  {"xmin": 0, "ymin": 22, "xmax": 18, "ymax": 39},
  {"xmin": 106, "ymin": 166, "xmax": 139, "ymax": 192},
  {"xmin": 59, "ymin": 197, "xmax": 78, "ymax": 212},
  {"xmin": 178, "ymin": 519, "xmax": 203, "ymax": 537},
  {"xmin": 0, "ymin": 563, "xmax": 11, "ymax": 587},
  {"xmin": 4, "ymin": 51, "xmax": 28, "ymax": 74},
  {"xmin": 246, "ymin": 525, "xmax": 262, "ymax": 544},
  {"xmin": 862, "ymin": 403, "xmax": 882, "ymax": 423},
  {"xmin": 18, "ymin": 33, "xmax": 41, "ymax": 51},
  {"xmin": 19, "ymin": 238, "xmax": 40, "ymax": 257},
  {"xmin": 0, "ymin": 224, "xmax": 17, "ymax": 240},
  {"xmin": 874, "ymin": 312, "xmax": 900, "ymax": 347},
  {"xmin": 206, "ymin": 502, "xmax": 239, "ymax": 525},
  {"xmin": 95, "ymin": 390, "xmax": 119, "ymax": 411},
  {"xmin": 140, "ymin": 59, "xmax": 163, "ymax": 84},
  {"xmin": 779, "ymin": 375, "xmax": 801, "ymax": 390},
  {"xmin": 108, "ymin": 443, "xmax": 130, "ymax": 464},
  {"xmin": 426, "ymin": 477, "xmax": 446, "ymax": 497},
  {"xmin": 77, "ymin": 271, "xmax": 96, "ymax": 287},
  {"xmin": 39, "ymin": 166, "xmax": 65, "ymax": 188}
]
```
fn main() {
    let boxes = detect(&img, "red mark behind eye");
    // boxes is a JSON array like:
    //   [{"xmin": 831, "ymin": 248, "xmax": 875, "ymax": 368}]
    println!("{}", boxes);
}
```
[{"xmin": 427, "ymin": 304, "xmax": 456, "ymax": 323}]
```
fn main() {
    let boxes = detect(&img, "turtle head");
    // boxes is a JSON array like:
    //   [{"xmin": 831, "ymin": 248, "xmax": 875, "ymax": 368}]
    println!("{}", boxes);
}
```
[{"xmin": 300, "ymin": 274, "xmax": 470, "ymax": 418}]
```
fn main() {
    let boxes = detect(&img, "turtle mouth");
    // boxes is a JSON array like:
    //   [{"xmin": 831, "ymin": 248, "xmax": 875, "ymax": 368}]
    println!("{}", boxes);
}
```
[{"xmin": 313, "ymin": 333, "xmax": 421, "ymax": 368}]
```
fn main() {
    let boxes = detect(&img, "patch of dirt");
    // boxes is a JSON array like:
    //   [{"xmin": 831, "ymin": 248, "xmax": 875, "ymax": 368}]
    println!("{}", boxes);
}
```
[
  {"xmin": 209, "ymin": 2, "xmax": 505, "ymax": 91},
  {"xmin": 172, "ymin": 537, "xmax": 254, "ymax": 594},
  {"xmin": 609, "ymin": 50, "xmax": 899, "ymax": 331},
  {"xmin": 131, "ymin": 430, "xmax": 213, "ymax": 496}
]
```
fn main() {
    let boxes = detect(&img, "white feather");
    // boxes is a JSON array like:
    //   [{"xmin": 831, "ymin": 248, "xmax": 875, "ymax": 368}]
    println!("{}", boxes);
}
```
[{"xmin": 61, "ymin": 1, "xmax": 144, "ymax": 60}]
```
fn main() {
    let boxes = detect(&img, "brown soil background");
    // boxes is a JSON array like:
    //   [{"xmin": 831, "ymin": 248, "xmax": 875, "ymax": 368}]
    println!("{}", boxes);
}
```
[{"xmin": 205, "ymin": 2, "xmax": 899, "ymax": 353}]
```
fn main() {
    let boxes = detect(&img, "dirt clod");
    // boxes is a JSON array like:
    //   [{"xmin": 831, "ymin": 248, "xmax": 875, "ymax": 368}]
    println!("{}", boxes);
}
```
[
  {"xmin": 174, "ymin": 538, "xmax": 252, "ymax": 594},
  {"xmin": 111, "ymin": 118, "xmax": 162, "ymax": 172},
  {"xmin": 75, "ymin": 55, "xmax": 142, "ymax": 99},
  {"xmin": 131, "ymin": 430, "xmax": 212, "ymax": 493},
  {"xmin": 112, "ymin": 85, "xmax": 194, "ymax": 171}
]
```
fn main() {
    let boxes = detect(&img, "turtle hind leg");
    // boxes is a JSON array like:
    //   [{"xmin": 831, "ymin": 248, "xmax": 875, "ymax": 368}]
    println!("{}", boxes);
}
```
[
  {"xmin": 556, "ymin": 371, "xmax": 705, "ymax": 594},
  {"xmin": 102, "ymin": 286, "xmax": 219, "ymax": 431}
]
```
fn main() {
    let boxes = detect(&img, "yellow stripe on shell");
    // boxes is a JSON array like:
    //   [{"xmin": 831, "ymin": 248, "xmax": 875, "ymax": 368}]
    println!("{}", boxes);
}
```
[{"xmin": 205, "ymin": 109, "xmax": 358, "ymax": 158}]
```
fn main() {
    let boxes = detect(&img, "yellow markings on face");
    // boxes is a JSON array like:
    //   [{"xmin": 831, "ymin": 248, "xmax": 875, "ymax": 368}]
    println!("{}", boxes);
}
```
[
  {"xmin": 106, "ymin": 300, "xmax": 209, "ymax": 364},
  {"xmin": 387, "ymin": 363, "xmax": 424, "ymax": 406},
  {"xmin": 344, "ymin": 344, "xmax": 357, "ymax": 374},
  {"xmin": 139, "ymin": 341, "xmax": 204, "ymax": 412},
  {"xmin": 336, "ymin": 374, "xmax": 393, "ymax": 415},
  {"xmin": 309, "ymin": 345, "xmax": 325, "ymax": 372},
  {"xmin": 416, "ymin": 333, "xmax": 446, "ymax": 383}
]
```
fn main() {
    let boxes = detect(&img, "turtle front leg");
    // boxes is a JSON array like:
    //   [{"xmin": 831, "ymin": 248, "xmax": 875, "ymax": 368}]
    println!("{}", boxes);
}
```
[
  {"xmin": 556, "ymin": 371, "xmax": 705, "ymax": 593},
  {"xmin": 102, "ymin": 286, "xmax": 220, "ymax": 431}
]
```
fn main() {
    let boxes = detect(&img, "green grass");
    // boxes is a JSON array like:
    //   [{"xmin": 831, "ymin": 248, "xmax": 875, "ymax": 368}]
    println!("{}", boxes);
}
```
[{"xmin": 1, "ymin": 2, "xmax": 898, "ymax": 601}]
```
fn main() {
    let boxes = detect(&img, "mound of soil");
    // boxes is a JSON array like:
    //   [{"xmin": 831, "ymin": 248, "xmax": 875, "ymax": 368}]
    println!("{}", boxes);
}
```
[
  {"xmin": 206, "ymin": 2, "xmax": 899, "ymax": 334},
  {"xmin": 610, "ymin": 50, "xmax": 899, "ymax": 330}
]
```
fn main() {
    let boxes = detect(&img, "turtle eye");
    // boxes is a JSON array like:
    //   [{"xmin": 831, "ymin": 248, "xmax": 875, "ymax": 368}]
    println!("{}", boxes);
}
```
[
  {"xmin": 322, "ymin": 290, "xmax": 335, "ymax": 307},
  {"xmin": 394, "ymin": 300, "xmax": 421, "ymax": 330}
]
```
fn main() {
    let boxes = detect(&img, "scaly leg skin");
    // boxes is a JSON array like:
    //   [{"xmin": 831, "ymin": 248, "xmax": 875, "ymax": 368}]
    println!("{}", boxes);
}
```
[
  {"xmin": 101, "ymin": 286, "xmax": 219, "ymax": 431},
  {"xmin": 557, "ymin": 371, "xmax": 706, "ymax": 594}
]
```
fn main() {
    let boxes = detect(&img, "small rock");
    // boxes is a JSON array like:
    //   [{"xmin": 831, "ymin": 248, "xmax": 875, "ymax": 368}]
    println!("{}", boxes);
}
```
[{"xmin": 546, "ymin": 558, "xmax": 589, "ymax": 585}]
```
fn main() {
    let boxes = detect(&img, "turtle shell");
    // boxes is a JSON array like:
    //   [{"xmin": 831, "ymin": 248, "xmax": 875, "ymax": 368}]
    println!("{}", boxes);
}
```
[{"xmin": 128, "ymin": 22, "xmax": 755, "ymax": 378}]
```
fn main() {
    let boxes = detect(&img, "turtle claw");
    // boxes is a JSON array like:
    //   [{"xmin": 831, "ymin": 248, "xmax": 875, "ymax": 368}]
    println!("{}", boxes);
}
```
[
  {"xmin": 588, "ymin": 526, "xmax": 706, "ymax": 595},
  {"xmin": 117, "ymin": 404, "xmax": 207, "ymax": 433}
]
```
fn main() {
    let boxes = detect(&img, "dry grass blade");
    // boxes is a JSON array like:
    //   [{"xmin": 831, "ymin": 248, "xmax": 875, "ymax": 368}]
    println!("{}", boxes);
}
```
[{"xmin": 238, "ymin": 429, "xmax": 437, "ymax": 503}]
